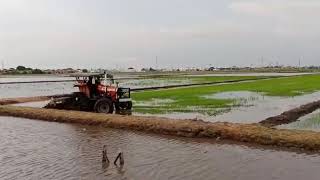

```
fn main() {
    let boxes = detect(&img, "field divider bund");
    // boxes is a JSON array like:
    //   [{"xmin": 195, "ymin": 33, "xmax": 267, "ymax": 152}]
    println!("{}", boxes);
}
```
[
  {"xmin": 260, "ymin": 100, "xmax": 320, "ymax": 127},
  {"xmin": 1, "ymin": 105, "xmax": 320, "ymax": 151}
]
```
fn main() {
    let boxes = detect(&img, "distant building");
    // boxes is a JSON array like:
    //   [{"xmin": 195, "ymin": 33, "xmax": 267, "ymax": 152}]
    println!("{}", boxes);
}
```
[
  {"xmin": 55, "ymin": 68, "xmax": 78, "ymax": 74},
  {"xmin": 141, "ymin": 67, "xmax": 157, "ymax": 72},
  {"xmin": 207, "ymin": 67, "xmax": 216, "ymax": 71}
]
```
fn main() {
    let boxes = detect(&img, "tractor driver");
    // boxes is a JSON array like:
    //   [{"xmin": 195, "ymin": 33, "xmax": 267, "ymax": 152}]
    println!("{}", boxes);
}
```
[{"xmin": 88, "ymin": 76, "xmax": 97, "ymax": 98}]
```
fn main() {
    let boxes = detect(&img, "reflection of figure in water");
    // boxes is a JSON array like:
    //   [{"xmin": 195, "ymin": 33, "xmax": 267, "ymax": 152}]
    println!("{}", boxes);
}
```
[
  {"xmin": 114, "ymin": 149, "xmax": 125, "ymax": 175},
  {"xmin": 114, "ymin": 149, "xmax": 124, "ymax": 166},
  {"xmin": 101, "ymin": 146, "xmax": 125, "ymax": 176},
  {"xmin": 102, "ymin": 145, "xmax": 110, "ymax": 170},
  {"xmin": 102, "ymin": 145, "xmax": 109, "ymax": 163},
  {"xmin": 115, "ymin": 164, "xmax": 125, "ymax": 175}
]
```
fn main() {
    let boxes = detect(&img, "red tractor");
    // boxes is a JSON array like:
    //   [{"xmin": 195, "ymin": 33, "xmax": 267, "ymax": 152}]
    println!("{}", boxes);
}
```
[{"xmin": 45, "ymin": 73, "xmax": 132, "ymax": 113}]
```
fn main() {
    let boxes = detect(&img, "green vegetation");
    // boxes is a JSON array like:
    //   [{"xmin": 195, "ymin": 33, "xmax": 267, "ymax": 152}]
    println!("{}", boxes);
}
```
[
  {"xmin": 1, "ymin": 66, "xmax": 45, "ymax": 75},
  {"xmin": 133, "ymin": 74, "xmax": 320, "ymax": 114}
]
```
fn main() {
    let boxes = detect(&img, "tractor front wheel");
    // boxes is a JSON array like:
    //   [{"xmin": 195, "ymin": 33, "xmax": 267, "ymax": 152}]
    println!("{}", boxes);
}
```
[{"xmin": 94, "ymin": 98, "xmax": 114, "ymax": 114}]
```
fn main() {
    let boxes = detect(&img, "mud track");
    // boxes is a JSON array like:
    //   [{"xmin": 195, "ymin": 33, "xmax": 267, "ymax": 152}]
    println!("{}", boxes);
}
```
[
  {"xmin": 260, "ymin": 100, "xmax": 320, "ymax": 127},
  {"xmin": 1, "ymin": 105, "xmax": 320, "ymax": 151}
]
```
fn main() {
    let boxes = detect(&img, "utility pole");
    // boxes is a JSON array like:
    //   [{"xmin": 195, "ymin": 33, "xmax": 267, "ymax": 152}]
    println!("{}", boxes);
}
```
[
  {"xmin": 155, "ymin": 56, "xmax": 158, "ymax": 69},
  {"xmin": 261, "ymin": 56, "xmax": 264, "ymax": 67},
  {"xmin": 1, "ymin": 60, "xmax": 4, "ymax": 70},
  {"xmin": 298, "ymin": 57, "xmax": 301, "ymax": 68}
]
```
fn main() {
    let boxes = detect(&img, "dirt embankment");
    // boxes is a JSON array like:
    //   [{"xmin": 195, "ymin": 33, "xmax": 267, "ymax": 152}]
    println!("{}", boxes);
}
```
[
  {"xmin": 260, "ymin": 100, "xmax": 320, "ymax": 127},
  {"xmin": 1, "ymin": 105, "xmax": 320, "ymax": 151},
  {"xmin": 0, "ymin": 94, "xmax": 71, "ymax": 105}
]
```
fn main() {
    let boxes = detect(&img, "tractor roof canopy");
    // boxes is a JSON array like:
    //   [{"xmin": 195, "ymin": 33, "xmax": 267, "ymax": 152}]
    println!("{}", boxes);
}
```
[{"xmin": 70, "ymin": 73, "xmax": 114, "ymax": 78}]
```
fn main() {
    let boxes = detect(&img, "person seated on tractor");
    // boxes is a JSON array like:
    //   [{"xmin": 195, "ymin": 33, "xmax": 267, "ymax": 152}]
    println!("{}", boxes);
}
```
[{"xmin": 87, "ymin": 77, "xmax": 98, "ymax": 98}]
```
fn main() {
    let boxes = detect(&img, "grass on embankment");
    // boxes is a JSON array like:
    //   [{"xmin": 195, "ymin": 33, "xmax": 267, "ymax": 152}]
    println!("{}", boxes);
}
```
[{"xmin": 133, "ymin": 74, "xmax": 320, "ymax": 114}]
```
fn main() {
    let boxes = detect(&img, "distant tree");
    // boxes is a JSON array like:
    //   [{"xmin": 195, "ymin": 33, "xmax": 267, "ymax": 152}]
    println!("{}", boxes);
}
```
[
  {"xmin": 82, "ymin": 69, "xmax": 88, "ymax": 73},
  {"xmin": 149, "ymin": 67, "xmax": 156, "ymax": 71},
  {"xmin": 16, "ymin": 66, "xmax": 26, "ymax": 71},
  {"xmin": 31, "ymin": 69, "xmax": 44, "ymax": 74}
]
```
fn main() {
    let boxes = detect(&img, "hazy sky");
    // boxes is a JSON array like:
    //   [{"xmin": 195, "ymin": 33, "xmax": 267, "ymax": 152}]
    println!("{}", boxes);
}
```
[{"xmin": 1, "ymin": 0, "xmax": 320, "ymax": 69}]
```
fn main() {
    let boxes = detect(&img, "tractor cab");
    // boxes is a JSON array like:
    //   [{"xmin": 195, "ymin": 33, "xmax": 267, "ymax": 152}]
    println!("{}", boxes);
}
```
[
  {"xmin": 74, "ymin": 73, "xmax": 108, "ymax": 98},
  {"xmin": 45, "ymin": 73, "xmax": 132, "ymax": 114}
]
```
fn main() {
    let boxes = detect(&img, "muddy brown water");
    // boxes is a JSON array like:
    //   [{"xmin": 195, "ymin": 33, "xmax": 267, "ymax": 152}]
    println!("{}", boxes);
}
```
[{"xmin": 1, "ymin": 116, "xmax": 320, "ymax": 180}]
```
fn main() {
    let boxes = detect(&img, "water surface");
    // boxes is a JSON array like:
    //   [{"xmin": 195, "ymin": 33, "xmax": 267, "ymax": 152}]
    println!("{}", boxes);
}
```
[
  {"xmin": 279, "ymin": 109, "xmax": 320, "ymax": 131},
  {"xmin": 1, "ymin": 116, "xmax": 320, "ymax": 180}
]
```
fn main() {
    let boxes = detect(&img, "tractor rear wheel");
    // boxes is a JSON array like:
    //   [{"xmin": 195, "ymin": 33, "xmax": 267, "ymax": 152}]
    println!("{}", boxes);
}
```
[{"xmin": 94, "ymin": 98, "xmax": 114, "ymax": 114}]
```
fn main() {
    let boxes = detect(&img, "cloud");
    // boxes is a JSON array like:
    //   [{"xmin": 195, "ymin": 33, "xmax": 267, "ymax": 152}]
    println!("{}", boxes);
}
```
[
  {"xmin": 230, "ymin": 1, "xmax": 320, "ymax": 16},
  {"xmin": 1, "ymin": 0, "xmax": 320, "ymax": 68},
  {"xmin": 228, "ymin": 0, "xmax": 320, "ymax": 37}
]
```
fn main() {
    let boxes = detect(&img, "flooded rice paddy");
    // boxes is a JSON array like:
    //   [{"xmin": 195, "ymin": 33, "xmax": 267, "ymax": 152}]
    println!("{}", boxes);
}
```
[
  {"xmin": 2, "ymin": 75, "xmax": 320, "ymax": 126},
  {"xmin": 2, "ymin": 116, "xmax": 320, "ymax": 180},
  {"xmin": 279, "ymin": 109, "xmax": 320, "ymax": 131},
  {"xmin": 2, "ymin": 74, "xmax": 320, "ymax": 179},
  {"xmin": 187, "ymin": 72, "xmax": 316, "ymax": 77},
  {"xmin": 0, "ymin": 82, "xmax": 76, "ymax": 98},
  {"xmin": 0, "ymin": 76, "xmax": 193, "ymax": 98},
  {"xmin": 135, "ymin": 91, "xmax": 320, "ymax": 124},
  {"xmin": 0, "ymin": 75, "xmax": 73, "ymax": 83}
]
